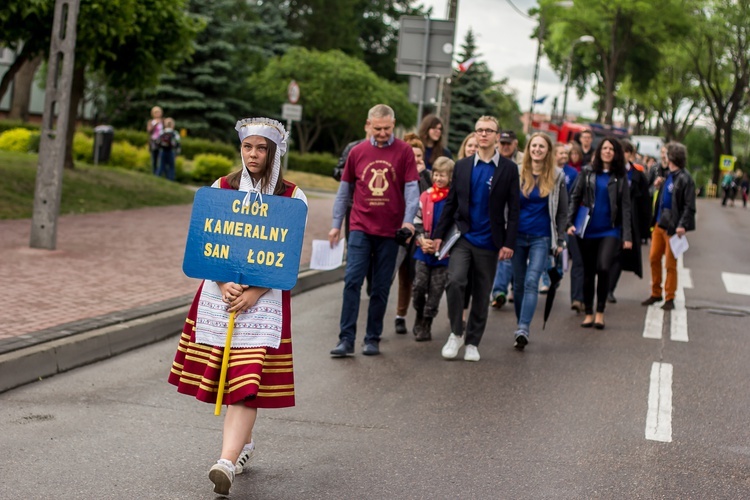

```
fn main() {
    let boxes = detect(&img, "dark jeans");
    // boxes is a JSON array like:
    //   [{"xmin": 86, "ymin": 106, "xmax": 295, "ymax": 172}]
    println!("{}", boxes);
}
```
[
  {"xmin": 150, "ymin": 147, "xmax": 160, "ymax": 174},
  {"xmin": 567, "ymin": 234, "xmax": 584, "ymax": 302},
  {"xmin": 445, "ymin": 238, "xmax": 498, "ymax": 347},
  {"xmin": 156, "ymin": 149, "xmax": 175, "ymax": 180},
  {"xmin": 339, "ymin": 231, "xmax": 399, "ymax": 345},
  {"xmin": 578, "ymin": 236, "xmax": 619, "ymax": 314}
]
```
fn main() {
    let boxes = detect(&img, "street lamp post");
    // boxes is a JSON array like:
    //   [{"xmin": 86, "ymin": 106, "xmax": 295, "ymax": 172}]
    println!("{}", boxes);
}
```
[{"xmin": 561, "ymin": 35, "xmax": 595, "ymax": 125}]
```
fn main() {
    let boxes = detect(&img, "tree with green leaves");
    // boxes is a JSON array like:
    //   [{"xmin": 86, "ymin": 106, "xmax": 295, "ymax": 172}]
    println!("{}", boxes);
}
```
[
  {"xmin": 285, "ymin": 0, "xmax": 427, "ymax": 81},
  {"xmin": 110, "ymin": 0, "xmax": 296, "ymax": 142},
  {"xmin": 448, "ymin": 29, "xmax": 520, "ymax": 153},
  {"xmin": 539, "ymin": 0, "xmax": 689, "ymax": 125},
  {"xmin": 249, "ymin": 47, "xmax": 415, "ymax": 153},
  {"xmin": 687, "ymin": 0, "xmax": 750, "ymax": 183}
]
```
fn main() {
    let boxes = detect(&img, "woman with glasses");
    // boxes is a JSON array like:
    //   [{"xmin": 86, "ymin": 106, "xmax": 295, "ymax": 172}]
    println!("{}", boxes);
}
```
[{"xmin": 418, "ymin": 114, "xmax": 453, "ymax": 170}]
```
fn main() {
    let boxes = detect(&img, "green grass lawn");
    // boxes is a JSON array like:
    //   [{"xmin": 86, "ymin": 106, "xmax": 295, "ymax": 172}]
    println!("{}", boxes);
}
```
[
  {"xmin": 0, "ymin": 151, "xmax": 338, "ymax": 220},
  {"xmin": 0, "ymin": 151, "xmax": 196, "ymax": 219}
]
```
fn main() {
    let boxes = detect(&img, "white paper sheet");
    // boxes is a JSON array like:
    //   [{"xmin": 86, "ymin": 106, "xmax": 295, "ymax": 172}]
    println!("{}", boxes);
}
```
[
  {"xmin": 669, "ymin": 234, "xmax": 689, "ymax": 259},
  {"xmin": 310, "ymin": 239, "xmax": 345, "ymax": 270}
]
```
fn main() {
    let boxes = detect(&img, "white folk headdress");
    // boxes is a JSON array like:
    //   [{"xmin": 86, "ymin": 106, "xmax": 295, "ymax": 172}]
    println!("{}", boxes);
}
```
[{"xmin": 235, "ymin": 117, "xmax": 289, "ymax": 203}]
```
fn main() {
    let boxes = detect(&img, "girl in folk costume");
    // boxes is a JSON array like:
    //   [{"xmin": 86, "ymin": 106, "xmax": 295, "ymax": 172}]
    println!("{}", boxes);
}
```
[{"xmin": 168, "ymin": 118, "xmax": 307, "ymax": 496}]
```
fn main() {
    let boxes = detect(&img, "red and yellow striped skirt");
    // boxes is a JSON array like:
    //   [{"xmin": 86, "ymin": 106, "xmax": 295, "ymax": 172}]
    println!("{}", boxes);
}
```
[{"xmin": 168, "ymin": 286, "xmax": 295, "ymax": 409}]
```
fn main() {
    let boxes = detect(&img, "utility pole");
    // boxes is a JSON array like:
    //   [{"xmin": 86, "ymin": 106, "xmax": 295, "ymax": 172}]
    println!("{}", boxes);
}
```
[
  {"xmin": 438, "ymin": 0, "xmax": 459, "ymax": 134},
  {"xmin": 528, "ymin": 16, "xmax": 545, "ymax": 134},
  {"xmin": 30, "ymin": 0, "xmax": 81, "ymax": 250}
]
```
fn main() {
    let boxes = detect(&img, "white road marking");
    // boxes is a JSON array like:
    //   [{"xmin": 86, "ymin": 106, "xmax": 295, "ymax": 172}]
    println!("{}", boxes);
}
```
[
  {"xmin": 646, "ymin": 362, "xmax": 673, "ymax": 443},
  {"xmin": 722, "ymin": 272, "xmax": 750, "ymax": 296},
  {"xmin": 671, "ymin": 286, "xmax": 689, "ymax": 342},
  {"xmin": 643, "ymin": 305, "xmax": 664, "ymax": 339},
  {"xmin": 678, "ymin": 257, "xmax": 693, "ymax": 289}
]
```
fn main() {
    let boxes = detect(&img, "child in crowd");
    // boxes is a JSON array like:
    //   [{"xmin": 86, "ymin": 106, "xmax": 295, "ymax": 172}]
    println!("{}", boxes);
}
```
[
  {"xmin": 411, "ymin": 157, "xmax": 455, "ymax": 341},
  {"xmin": 155, "ymin": 117, "xmax": 181, "ymax": 181}
]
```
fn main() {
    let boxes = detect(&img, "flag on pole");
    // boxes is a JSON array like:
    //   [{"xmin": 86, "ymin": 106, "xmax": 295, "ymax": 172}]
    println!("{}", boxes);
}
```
[
  {"xmin": 458, "ymin": 57, "xmax": 477, "ymax": 72},
  {"xmin": 533, "ymin": 95, "xmax": 548, "ymax": 105}
]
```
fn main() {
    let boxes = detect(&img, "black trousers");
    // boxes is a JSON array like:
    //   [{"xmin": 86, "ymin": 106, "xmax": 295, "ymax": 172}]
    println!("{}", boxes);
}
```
[
  {"xmin": 445, "ymin": 238, "xmax": 498, "ymax": 346},
  {"xmin": 578, "ymin": 236, "xmax": 619, "ymax": 314}
]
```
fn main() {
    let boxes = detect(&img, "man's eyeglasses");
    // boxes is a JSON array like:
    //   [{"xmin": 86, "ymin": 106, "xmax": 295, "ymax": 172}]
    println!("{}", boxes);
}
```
[{"xmin": 475, "ymin": 128, "xmax": 497, "ymax": 135}]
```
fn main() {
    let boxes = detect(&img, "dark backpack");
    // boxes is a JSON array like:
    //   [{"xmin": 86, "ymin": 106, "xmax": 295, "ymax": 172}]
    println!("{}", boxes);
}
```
[{"xmin": 158, "ymin": 131, "xmax": 176, "ymax": 150}]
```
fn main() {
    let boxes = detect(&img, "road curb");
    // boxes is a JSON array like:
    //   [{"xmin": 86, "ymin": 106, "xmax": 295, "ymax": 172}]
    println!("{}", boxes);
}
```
[{"xmin": 0, "ymin": 266, "xmax": 345, "ymax": 394}]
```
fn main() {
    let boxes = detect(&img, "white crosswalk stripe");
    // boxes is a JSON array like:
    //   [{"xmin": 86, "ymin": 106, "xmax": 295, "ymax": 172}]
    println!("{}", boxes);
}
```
[{"xmin": 722, "ymin": 272, "xmax": 750, "ymax": 296}]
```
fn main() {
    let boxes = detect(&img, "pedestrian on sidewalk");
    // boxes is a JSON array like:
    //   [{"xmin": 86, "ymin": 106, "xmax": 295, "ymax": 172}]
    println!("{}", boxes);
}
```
[
  {"xmin": 457, "ymin": 132, "xmax": 478, "ymax": 326},
  {"xmin": 147, "ymin": 106, "xmax": 164, "ymax": 175},
  {"xmin": 411, "ymin": 157, "xmax": 455, "ymax": 341},
  {"xmin": 434, "ymin": 115, "xmax": 520, "ymax": 362},
  {"xmin": 168, "ymin": 117, "xmax": 308, "ymax": 497},
  {"xmin": 642, "ymin": 142, "xmax": 696, "ymax": 311},
  {"xmin": 329, "ymin": 104, "xmax": 419, "ymax": 357},
  {"xmin": 155, "ymin": 117, "xmax": 181, "ymax": 181},
  {"xmin": 567, "ymin": 137, "xmax": 632, "ymax": 330},
  {"xmin": 510, "ymin": 134, "xmax": 567, "ymax": 350}
]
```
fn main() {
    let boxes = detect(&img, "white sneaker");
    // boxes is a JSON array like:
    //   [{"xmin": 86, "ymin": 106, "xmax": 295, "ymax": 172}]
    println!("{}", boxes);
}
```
[
  {"xmin": 441, "ymin": 333, "xmax": 464, "ymax": 359},
  {"xmin": 209, "ymin": 459, "xmax": 235, "ymax": 496},
  {"xmin": 464, "ymin": 345, "xmax": 480, "ymax": 362},
  {"xmin": 235, "ymin": 441, "xmax": 255, "ymax": 474}
]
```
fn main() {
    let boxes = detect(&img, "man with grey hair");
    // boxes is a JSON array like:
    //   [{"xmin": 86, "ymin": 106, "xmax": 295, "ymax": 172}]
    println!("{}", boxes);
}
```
[
  {"xmin": 329, "ymin": 104, "xmax": 420, "ymax": 356},
  {"xmin": 642, "ymin": 142, "xmax": 696, "ymax": 311}
]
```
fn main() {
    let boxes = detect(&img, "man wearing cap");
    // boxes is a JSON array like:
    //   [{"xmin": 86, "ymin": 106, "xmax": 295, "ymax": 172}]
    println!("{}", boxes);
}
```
[
  {"xmin": 328, "ymin": 104, "xmax": 420, "ymax": 357},
  {"xmin": 498, "ymin": 130, "xmax": 524, "ymax": 165}
]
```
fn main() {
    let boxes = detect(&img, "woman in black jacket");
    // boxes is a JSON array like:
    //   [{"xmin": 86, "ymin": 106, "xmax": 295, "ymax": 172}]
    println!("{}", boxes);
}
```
[{"xmin": 567, "ymin": 138, "xmax": 632, "ymax": 329}]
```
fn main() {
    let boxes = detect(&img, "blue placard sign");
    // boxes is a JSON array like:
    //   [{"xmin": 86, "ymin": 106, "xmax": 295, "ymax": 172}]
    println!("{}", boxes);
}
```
[{"xmin": 183, "ymin": 187, "xmax": 308, "ymax": 290}]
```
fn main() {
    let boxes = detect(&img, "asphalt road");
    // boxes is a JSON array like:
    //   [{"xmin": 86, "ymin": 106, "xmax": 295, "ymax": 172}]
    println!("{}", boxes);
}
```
[{"xmin": 1, "ymin": 199, "xmax": 749, "ymax": 499}]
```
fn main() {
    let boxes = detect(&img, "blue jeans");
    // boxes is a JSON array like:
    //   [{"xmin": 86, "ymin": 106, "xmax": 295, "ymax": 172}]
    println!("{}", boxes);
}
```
[
  {"xmin": 540, "ymin": 253, "xmax": 563, "ymax": 288},
  {"xmin": 339, "ymin": 231, "xmax": 399, "ymax": 345},
  {"xmin": 511, "ymin": 234, "xmax": 551, "ymax": 333},
  {"xmin": 156, "ymin": 150, "xmax": 175, "ymax": 180},
  {"xmin": 492, "ymin": 259, "xmax": 513, "ymax": 297}
]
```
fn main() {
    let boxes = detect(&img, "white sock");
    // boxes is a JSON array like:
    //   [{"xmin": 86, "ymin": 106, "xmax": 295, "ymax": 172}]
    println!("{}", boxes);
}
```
[
  {"xmin": 243, "ymin": 440, "xmax": 254, "ymax": 451},
  {"xmin": 396, "ymin": 315, "xmax": 406, "ymax": 320},
  {"xmin": 218, "ymin": 458, "xmax": 234, "ymax": 468}
]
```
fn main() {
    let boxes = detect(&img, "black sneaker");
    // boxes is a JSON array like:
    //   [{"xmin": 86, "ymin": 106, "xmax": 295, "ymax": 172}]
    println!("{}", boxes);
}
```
[
  {"xmin": 607, "ymin": 292, "xmax": 617, "ymax": 304},
  {"xmin": 362, "ymin": 342, "xmax": 381, "ymax": 356},
  {"xmin": 395, "ymin": 318, "xmax": 407, "ymax": 334},
  {"xmin": 661, "ymin": 299, "xmax": 675, "ymax": 311},
  {"xmin": 330, "ymin": 341, "xmax": 354, "ymax": 357},
  {"xmin": 513, "ymin": 331, "xmax": 529, "ymax": 351}
]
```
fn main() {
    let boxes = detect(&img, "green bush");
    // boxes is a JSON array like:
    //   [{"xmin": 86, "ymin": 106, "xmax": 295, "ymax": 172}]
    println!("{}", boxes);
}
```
[
  {"xmin": 0, "ymin": 128, "xmax": 34, "ymax": 153},
  {"xmin": 175, "ymin": 157, "xmax": 192, "ymax": 183},
  {"xmin": 28, "ymin": 132, "xmax": 41, "ymax": 153},
  {"xmin": 113, "ymin": 128, "xmax": 150, "ymax": 148},
  {"xmin": 72, "ymin": 132, "xmax": 94, "ymax": 163},
  {"xmin": 192, "ymin": 154, "xmax": 234, "ymax": 184},
  {"xmin": 108, "ymin": 141, "xmax": 147, "ymax": 171},
  {"xmin": 181, "ymin": 137, "xmax": 237, "ymax": 161},
  {"xmin": 0, "ymin": 120, "xmax": 39, "ymax": 134},
  {"xmin": 287, "ymin": 151, "xmax": 338, "ymax": 177}
]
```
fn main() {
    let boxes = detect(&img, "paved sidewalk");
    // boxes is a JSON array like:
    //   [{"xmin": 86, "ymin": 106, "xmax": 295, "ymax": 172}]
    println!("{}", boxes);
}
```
[{"xmin": 0, "ymin": 190, "xmax": 335, "ymax": 352}]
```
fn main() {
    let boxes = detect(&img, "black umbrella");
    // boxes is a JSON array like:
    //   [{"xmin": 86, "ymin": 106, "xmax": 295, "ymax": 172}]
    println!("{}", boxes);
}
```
[{"xmin": 542, "ymin": 262, "xmax": 563, "ymax": 330}]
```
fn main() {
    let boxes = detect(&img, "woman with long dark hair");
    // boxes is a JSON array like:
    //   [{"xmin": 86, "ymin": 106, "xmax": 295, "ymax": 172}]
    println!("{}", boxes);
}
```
[
  {"xmin": 417, "ymin": 114, "xmax": 452, "ymax": 170},
  {"xmin": 566, "ymin": 137, "xmax": 632, "ymax": 329}
]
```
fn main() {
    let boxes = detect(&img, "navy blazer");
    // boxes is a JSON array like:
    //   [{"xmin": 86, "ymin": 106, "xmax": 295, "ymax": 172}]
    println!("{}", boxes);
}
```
[{"xmin": 433, "ymin": 153, "xmax": 520, "ymax": 251}]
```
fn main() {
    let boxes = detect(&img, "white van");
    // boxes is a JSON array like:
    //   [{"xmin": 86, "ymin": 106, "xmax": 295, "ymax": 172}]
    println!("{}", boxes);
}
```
[{"xmin": 630, "ymin": 135, "xmax": 664, "ymax": 160}]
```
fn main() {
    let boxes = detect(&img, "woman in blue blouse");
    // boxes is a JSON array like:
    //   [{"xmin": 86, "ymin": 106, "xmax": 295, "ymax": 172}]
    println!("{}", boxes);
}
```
[
  {"xmin": 566, "ymin": 138, "xmax": 632, "ymax": 329},
  {"xmin": 511, "ymin": 133, "xmax": 568, "ymax": 350}
]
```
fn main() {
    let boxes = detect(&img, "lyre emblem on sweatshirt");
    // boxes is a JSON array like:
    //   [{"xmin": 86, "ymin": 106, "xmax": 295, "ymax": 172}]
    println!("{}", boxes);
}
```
[{"xmin": 368, "ymin": 168, "xmax": 389, "ymax": 196}]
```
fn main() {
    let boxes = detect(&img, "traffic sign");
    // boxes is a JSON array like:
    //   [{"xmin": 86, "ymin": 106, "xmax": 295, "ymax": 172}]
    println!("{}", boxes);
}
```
[
  {"xmin": 282, "ymin": 103, "xmax": 303, "ymax": 121},
  {"xmin": 287, "ymin": 80, "xmax": 300, "ymax": 104},
  {"xmin": 396, "ymin": 16, "xmax": 456, "ymax": 76}
]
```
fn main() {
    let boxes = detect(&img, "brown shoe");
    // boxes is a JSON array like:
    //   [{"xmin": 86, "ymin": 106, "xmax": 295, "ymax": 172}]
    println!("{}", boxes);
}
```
[
  {"xmin": 641, "ymin": 296, "xmax": 662, "ymax": 306},
  {"xmin": 571, "ymin": 300, "xmax": 584, "ymax": 313}
]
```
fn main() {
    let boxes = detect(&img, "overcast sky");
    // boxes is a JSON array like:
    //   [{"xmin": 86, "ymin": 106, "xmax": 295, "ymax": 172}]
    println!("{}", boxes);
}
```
[{"xmin": 420, "ymin": 0, "xmax": 597, "ymax": 119}]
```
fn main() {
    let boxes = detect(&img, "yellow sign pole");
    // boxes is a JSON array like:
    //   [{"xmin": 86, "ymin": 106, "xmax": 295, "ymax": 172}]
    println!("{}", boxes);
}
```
[{"xmin": 214, "ymin": 311, "xmax": 236, "ymax": 416}]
